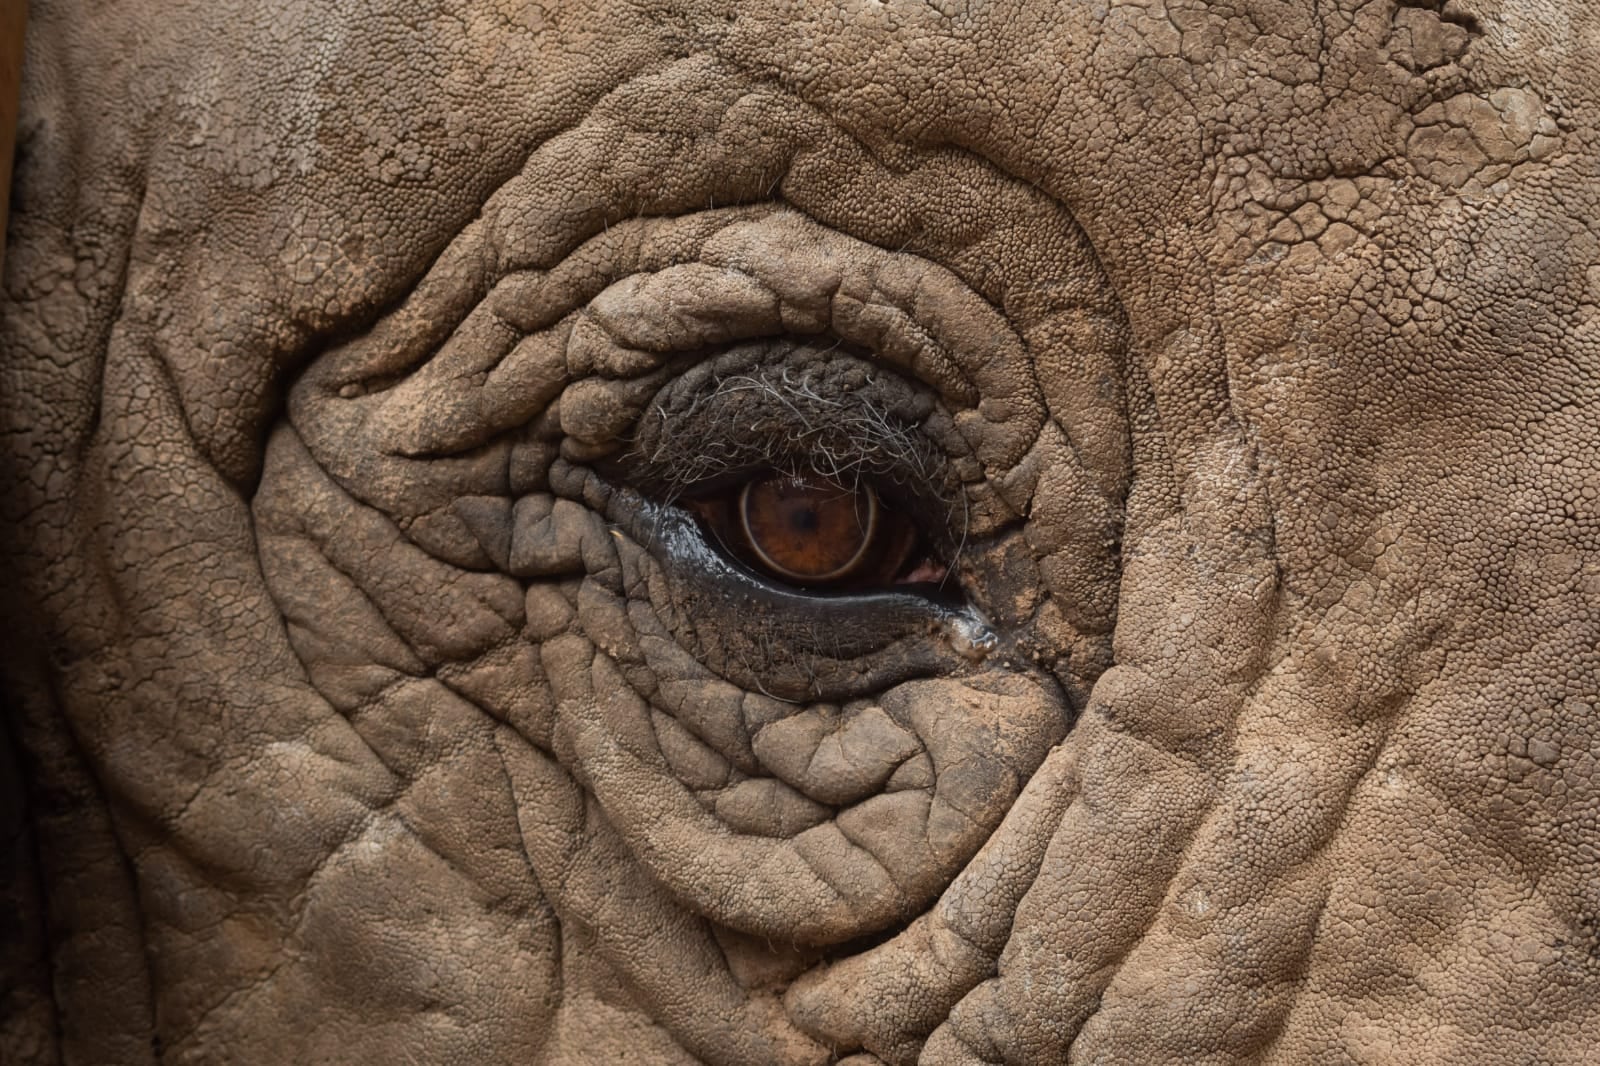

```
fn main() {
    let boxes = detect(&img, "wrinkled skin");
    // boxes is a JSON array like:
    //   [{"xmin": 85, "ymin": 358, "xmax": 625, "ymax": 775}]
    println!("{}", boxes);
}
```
[{"xmin": 3, "ymin": 0, "xmax": 1599, "ymax": 1062}]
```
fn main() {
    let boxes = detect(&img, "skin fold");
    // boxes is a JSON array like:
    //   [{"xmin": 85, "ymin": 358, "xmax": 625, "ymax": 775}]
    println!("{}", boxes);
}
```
[{"xmin": 1, "ymin": 0, "xmax": 1597, "ymax": 1062}]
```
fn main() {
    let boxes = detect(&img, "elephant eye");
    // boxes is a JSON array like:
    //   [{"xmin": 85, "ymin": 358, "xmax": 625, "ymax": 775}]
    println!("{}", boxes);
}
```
[{"xmin": 684, "ymin": 471, "xmax": 947, "ymax": 590}]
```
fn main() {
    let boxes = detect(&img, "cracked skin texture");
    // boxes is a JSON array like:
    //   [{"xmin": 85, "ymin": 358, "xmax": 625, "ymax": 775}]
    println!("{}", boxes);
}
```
[{"xmin": 2, "ymin": 0, "xmax": 1599, "ymax": 1062}]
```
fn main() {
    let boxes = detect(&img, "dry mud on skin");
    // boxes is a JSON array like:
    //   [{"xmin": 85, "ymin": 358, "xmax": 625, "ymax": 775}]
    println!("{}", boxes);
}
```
[{"xmin": 3, "ymin": 1, "xmax": 1599, "ymax": 1064}]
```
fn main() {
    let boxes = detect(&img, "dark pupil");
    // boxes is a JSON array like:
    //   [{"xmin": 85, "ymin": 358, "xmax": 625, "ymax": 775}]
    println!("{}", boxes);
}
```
[{"xmin": 787, "ymin": 506, "xmax": 821, "ymax": 534}]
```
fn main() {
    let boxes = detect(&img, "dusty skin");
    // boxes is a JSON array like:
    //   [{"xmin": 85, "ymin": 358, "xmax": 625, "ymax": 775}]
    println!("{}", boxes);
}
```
[{"xmin": 2, "ymin": 1, "xmax": 1598, "ymax": 1063}]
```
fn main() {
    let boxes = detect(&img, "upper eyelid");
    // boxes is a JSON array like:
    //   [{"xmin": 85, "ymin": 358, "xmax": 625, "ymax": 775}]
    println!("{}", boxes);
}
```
[
  {"xmin": 277, "ymin": 86, "xmax": 1135, "ymax": 548},
  {"xmin": 288, "ymin": 205, "xmax": 1128, "ymax": 568},
  {"xmin": 309, "ymin": 209, "xmax": 1042, "ymax": 474}
]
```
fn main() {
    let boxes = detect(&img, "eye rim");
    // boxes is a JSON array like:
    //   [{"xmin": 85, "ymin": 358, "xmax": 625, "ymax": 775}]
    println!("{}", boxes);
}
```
[{"xmin": 737, "ymin": 474, "xmax": 880, "ymax": 585}]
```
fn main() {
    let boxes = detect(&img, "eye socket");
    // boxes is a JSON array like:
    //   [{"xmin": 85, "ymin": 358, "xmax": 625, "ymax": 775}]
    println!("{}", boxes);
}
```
[{"xmin": 686, "ymin": 471, "xmax": 948, "ymax": 591}]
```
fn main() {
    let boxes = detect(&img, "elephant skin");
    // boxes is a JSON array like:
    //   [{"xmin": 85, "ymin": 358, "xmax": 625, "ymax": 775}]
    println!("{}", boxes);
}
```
[{"xmin": 2, "ymin": 0, "xmax": 1598, "ymax": 1063}]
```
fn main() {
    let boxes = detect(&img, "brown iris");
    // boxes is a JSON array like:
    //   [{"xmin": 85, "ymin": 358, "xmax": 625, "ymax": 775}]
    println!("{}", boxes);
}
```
[
  {"xmin": 739, "ymin": 475, "xmax": 878, "ymax": 582},
  {"xmin": 687, "ymin": 471, "xmax": 934, "ymax": 589}
]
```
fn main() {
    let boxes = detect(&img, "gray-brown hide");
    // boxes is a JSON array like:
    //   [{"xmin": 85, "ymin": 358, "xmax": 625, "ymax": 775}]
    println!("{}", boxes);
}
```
[{"xmin": 3, "ymin": 1, "xmax": 1598, "ymax": 1063}]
